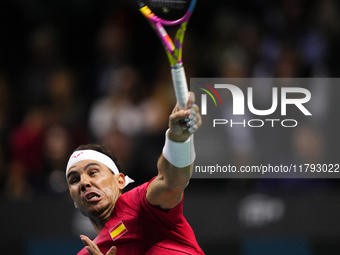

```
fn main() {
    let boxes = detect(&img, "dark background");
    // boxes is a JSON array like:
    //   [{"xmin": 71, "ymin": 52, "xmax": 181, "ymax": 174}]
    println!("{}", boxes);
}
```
[{"xmin": 0, "ymin": 0, "xmax": 340, "ymax": 254}]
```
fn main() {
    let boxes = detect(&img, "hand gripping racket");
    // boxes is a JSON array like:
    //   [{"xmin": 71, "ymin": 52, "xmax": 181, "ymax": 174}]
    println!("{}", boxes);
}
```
[{"xmin": 135, "ymin": 0, "xmax": 196, "ymax": 110}]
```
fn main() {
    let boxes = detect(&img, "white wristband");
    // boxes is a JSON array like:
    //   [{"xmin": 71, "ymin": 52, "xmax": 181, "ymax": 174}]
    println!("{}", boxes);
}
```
[{"xmin": 162, "ymin": 129, "xmax": 196, "ymax": 168}]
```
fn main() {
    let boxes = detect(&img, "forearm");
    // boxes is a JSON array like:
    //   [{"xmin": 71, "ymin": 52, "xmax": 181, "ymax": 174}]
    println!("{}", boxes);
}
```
[
  {"xmin": 157, "ymin": 154, "xmax": 193, "ymax": 192},
  {"xmin": 146, "ymin": 92, "xmax": 200, "ymax": 209},
  {"xmin": 146, "ymin": 133, "xmax": 195, "ymax": 209}
]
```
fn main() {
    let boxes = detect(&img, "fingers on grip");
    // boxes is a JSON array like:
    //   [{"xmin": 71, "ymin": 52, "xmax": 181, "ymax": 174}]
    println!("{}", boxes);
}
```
[{"xmin": 185, "ymin": 105, "xmax": 200, "ymax": 133}]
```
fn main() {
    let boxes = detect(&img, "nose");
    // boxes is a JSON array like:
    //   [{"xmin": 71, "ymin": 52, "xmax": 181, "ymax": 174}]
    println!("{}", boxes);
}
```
[{"xmin": 80, "ymin": 175, "xmax": 91, "ymax": 191}]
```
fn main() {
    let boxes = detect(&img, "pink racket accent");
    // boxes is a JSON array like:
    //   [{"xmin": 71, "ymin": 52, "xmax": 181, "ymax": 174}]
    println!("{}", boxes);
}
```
[{"xmin": 138, "ymin": 0, "xmax": 196, "ymax": 110}]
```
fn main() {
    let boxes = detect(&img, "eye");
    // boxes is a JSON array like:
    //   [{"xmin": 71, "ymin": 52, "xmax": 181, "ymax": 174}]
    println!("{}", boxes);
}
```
[
  {"xmin": 90, "ymin": 170, "xmax": 98, "ymax": 176},
  {"xmin": 69, "ymin": 177, "xmax": 79, "ymax": 184}
]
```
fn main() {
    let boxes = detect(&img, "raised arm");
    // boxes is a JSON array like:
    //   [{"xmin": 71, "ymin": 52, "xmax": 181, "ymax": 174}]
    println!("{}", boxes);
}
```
[{"xmin": 146, "ymin": 92, "xmax": 201, "ymax": 210}]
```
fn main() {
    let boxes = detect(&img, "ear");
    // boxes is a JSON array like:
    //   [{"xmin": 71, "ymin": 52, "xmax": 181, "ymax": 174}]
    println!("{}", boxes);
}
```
[
  {"xmin": 74, "ymin": 202, "xmax": 78, "ymax": 209},
  {"xmin": 116, "ymin": 173, "xmax": 126, "ymax": 190}
]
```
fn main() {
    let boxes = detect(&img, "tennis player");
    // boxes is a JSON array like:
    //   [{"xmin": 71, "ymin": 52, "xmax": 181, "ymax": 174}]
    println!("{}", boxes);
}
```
[{"xmin": 66, "ymin": 92, "xmax": 204, "ymax": 255}]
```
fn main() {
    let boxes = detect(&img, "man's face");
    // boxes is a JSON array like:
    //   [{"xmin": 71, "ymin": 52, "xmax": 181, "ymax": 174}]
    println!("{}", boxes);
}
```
[{"xmin": 67, "ymin": 160, "xmax": 123, "ymax": 217}]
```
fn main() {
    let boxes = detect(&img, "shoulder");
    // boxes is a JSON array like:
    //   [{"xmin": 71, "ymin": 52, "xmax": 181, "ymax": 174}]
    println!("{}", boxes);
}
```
[
  {"xmin": 114, "ymin": 180, "xmax": 152, "ymax": 212},
  {"xmin": 115, "ymin": 177, "xmax": 184, "ymax": 218},
  {"xmin": 122, "ymin": 177, "xmax": 156, "ymax": 200},
  {"xmin": 121, "ymin": 180, "xmax": 151, "ymax": 200}
]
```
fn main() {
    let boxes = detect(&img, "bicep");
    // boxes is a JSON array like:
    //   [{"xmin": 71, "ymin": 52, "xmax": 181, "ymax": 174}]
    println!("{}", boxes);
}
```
[{"xmin": 146, "ymin": 176, "xmax": 184, "ymax": 210}]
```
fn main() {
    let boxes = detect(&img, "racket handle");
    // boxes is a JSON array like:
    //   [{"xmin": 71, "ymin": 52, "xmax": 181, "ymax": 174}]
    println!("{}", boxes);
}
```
[{"xmin": 171, "ymin": 63, "xmax": 189, "ymax": 110}]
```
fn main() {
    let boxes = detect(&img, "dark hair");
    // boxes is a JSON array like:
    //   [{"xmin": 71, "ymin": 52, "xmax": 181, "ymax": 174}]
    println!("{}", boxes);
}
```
[{"xmin": 74, "ymin": 144, "xmax": 121, "ymax": 172}]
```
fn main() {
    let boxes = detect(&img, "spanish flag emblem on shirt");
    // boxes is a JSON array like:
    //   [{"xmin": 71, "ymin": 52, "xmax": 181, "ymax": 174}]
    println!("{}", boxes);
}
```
[{"xmin": 109, "ymin": 221, "xmax": 128, "ymax": 241}]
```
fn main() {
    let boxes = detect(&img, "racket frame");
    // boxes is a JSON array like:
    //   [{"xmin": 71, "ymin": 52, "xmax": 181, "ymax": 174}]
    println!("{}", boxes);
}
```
[{"xmin": 137, "ymin": 0, "xmax": 196, "ymax": 109}]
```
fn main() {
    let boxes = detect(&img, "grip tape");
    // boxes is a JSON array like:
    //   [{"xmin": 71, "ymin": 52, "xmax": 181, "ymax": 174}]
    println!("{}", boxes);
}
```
[{"xmin": 171, "ymin": 64, "xmax": 188, "ymax": 110}]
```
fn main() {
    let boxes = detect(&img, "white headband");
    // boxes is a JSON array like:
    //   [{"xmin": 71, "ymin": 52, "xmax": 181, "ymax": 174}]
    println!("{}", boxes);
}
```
[{"xmin": 66, "ymin": 149, "xmax": 134, "ymax": 187}]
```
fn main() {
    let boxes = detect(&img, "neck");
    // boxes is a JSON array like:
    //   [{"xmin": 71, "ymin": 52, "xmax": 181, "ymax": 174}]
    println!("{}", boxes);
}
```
[{"xmin": 89, "ymin": 202, "xmax": 116, "ymax": 235}]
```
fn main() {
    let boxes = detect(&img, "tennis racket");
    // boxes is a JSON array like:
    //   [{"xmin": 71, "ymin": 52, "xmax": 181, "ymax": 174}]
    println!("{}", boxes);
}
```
[{"xmin": 134, "ymin": 0, "xmax": 197, "ymax": 110}]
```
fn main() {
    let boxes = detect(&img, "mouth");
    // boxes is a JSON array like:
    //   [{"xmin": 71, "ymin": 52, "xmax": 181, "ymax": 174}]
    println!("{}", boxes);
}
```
[{"xmin": 85, "ymin": 192, "xmax": 102, "ymax": 203}]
